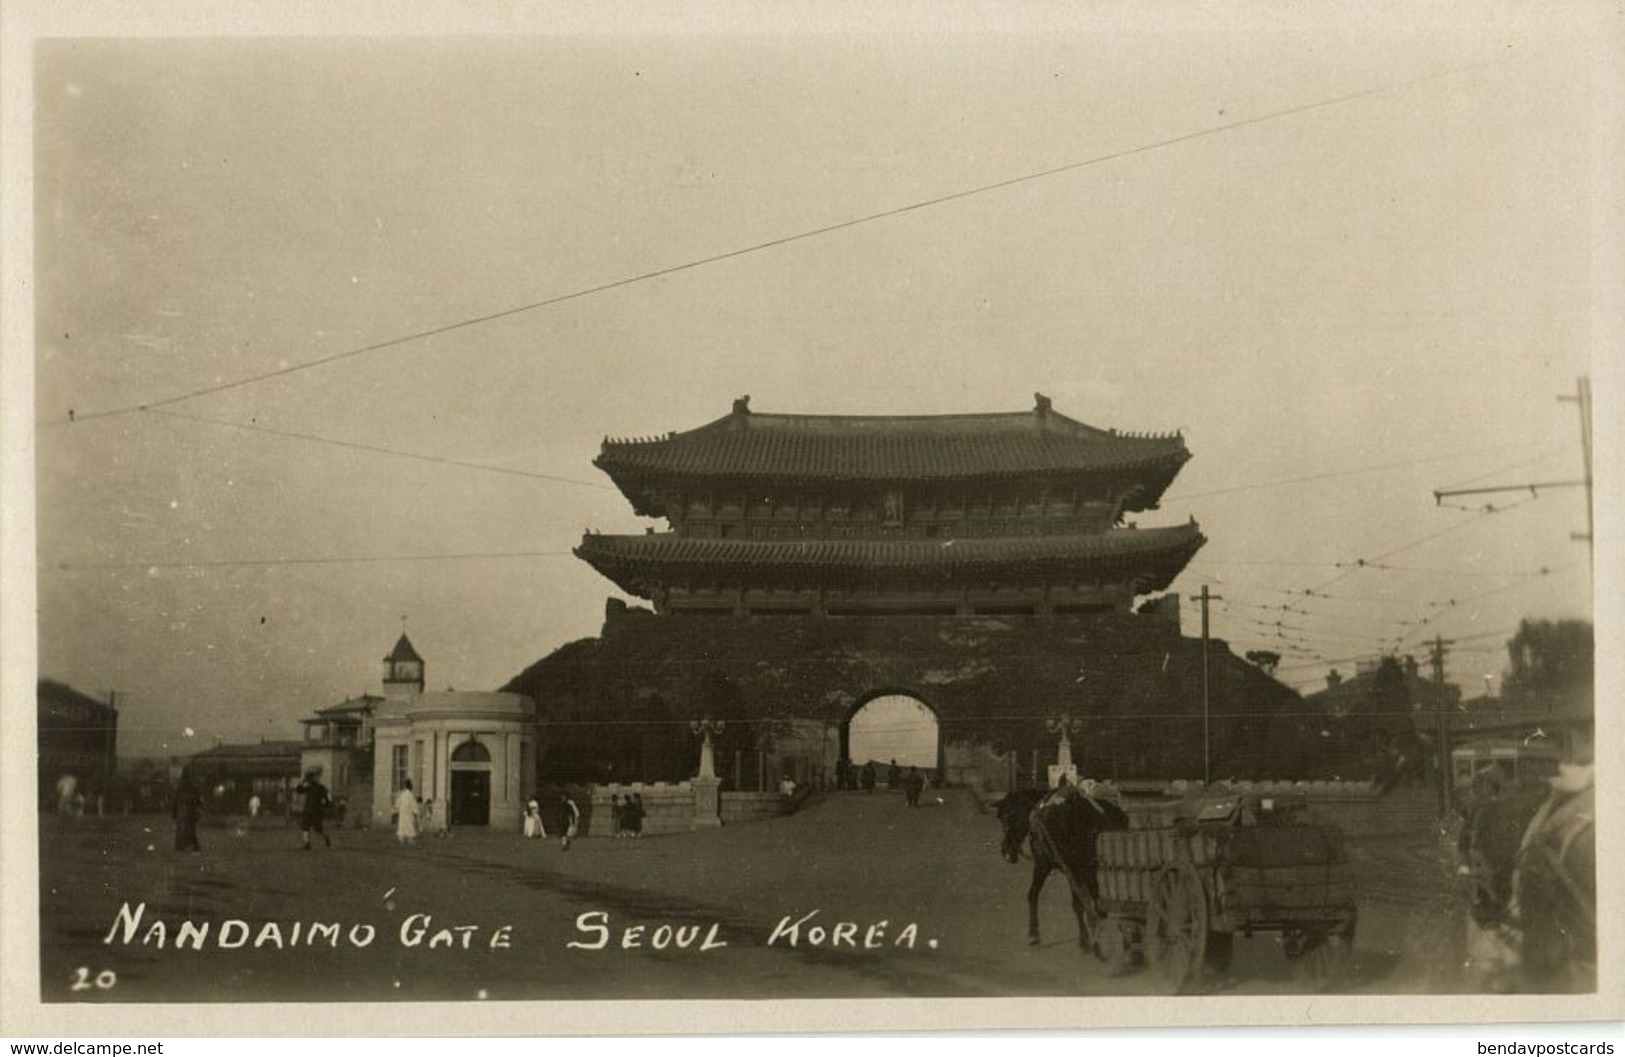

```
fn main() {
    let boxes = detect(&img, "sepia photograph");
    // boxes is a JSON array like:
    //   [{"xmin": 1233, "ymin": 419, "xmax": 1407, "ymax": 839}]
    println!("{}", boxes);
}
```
[{"xmin": 2, "ymin": 0, "xmax": 1619, "ymax": 1037}]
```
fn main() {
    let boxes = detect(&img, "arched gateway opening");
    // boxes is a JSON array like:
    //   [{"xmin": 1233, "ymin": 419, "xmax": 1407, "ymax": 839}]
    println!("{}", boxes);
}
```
[{"xmin": 845, "ymin": 693, "xmax": 940, "ymax": 772}]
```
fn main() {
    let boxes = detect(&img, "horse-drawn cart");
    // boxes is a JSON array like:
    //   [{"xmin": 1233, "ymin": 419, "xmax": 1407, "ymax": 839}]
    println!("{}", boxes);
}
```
[{"xmin": 1030, "ymin": 789, "xmax": 1358, "ymax": 993}]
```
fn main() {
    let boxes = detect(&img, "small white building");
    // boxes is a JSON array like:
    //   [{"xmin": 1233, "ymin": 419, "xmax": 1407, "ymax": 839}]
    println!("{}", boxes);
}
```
[{"xmin": 366, "ymin": 634, "xmax": 538, "ymax": 832}]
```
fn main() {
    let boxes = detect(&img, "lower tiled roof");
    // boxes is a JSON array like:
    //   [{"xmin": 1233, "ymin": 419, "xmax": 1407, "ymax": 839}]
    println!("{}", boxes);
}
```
[{"xmin": 576, "ymin": 523, "xmax": 1203, "ymax": 574}]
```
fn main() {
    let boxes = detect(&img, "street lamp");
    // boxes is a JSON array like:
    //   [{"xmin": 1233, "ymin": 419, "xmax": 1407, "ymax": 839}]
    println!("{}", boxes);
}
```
[
  {"xmin": 691, "ymin": 717, "xmax": 726, "ymax": 781},
  {"xmin": 1046, "ymin": 713, "xmax": 1082, "ymax": 788}
]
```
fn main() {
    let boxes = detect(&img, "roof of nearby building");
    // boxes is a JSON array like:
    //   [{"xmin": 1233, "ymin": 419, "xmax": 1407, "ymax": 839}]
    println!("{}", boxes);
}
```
[
  {"xmin": 384, "ymin": 634, "xmax": 423, "ymax": 665},
  {"xmin": 187, "ymin": 740, "xmax": 303, "ymax": 776},
  {"xmin": 310, "ymin": 694, "xmax": 384, "ymax": 719},
  {"xmin": 37, "ymin": 679, "xmax": 116, "ymax": 722},
  {"xmin": 594, "ymin": 396, "xmax": 1190, "ymax": 512},
  {"xmin": 575, "ymin": 522, "xmax": 1204, "ymax": 595}
]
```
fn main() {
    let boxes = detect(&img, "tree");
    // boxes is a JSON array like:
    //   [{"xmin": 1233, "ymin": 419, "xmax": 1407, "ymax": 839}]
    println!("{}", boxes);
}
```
[{"xmin": 1501, "ymin": 619, "xmax": 1593, "ymax": 715}]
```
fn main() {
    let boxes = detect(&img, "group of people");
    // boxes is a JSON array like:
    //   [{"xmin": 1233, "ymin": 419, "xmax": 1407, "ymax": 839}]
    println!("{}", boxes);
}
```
[
  {"xmin": 608, "ymin": 792, "xmax": 646, "ymax": 837},
  {"xmin": 54, "ymin": 773, "xmax": 106, "ymax": 818},
  {"xmin": 392, "ymin": 779, "xmax": 452, "ymax": 845},
  {"xmin": 169, "ymin": 766, "xmax": 338, "ymax": 852},
  {"xmin": 833, "ymin": 757, "xmax": 931, "ymax": 804},
  {"xmin": 523, "ymin": 789, "xmax": 583, "ymax": 849}
]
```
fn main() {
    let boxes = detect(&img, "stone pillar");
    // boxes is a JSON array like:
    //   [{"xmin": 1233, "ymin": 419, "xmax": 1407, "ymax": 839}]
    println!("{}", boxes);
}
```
[
  {"xmin": 690, "ymin": 717, "xmax": 725, "ymax": 828},
  {"xmin": 1047, "ymin": 733, "xmax": 1079, "ymax": 789},
  {"xmin": 691, "ymin": 776, "xmax": 722, "ymax": 829},
  {"xmin": 1046, "ymin": 714, "xmax": 1081, "ymax": 788}
]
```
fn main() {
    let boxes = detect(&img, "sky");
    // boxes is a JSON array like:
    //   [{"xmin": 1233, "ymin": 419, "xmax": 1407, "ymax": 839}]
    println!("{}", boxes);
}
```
[{"xmin": 7, "ymin": 4, "xmax": 1615, "ymax": 758}]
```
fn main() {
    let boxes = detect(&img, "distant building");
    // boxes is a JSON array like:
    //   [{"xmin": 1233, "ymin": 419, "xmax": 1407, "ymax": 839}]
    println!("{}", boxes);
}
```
[
  {"xmin": 1304, "ymin": 655, "xmax": 1460, "ymax": 718},
  {"xmin": 187, "ymin": 740, "xmax": 303, "ymax": 815},
  {"xmin": 366, "ymin": 634, "xmax": 539, "ymax": 831},
  {"xmin": 37, "ymin": 679, "xmax": 118, "ymax": 811},
  {"xmin": 299, "ymin": 694, "xmax": 383, "ymax": 821}
]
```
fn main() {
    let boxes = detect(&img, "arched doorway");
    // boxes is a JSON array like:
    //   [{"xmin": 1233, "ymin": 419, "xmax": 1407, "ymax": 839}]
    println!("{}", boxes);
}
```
[
  {"xmin": 449, "ymin": 740, "xmax": 492, "ymax": 826},
  {"xmin": 845, "ymin": 693, "xmax": 940, "ymax": 775}
]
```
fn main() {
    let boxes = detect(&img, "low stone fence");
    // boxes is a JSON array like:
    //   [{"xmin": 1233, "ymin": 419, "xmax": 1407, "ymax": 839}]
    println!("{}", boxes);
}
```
[
  {"xmin": 720, "ymin": 791, "xmax": 792, "ymax": 825},
  {"xmin": 585, "ymin": 781, "xmax": 694, "ymax": 837},
  {"xmin": 585, "ymin": 782, "xmax": 796, "ymax": 834}
]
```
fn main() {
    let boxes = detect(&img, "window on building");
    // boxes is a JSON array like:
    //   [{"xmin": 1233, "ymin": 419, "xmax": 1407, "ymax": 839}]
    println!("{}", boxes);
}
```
[{"xmin": 391, "ymin": 745, "xmax": 409, "ymax": 792}]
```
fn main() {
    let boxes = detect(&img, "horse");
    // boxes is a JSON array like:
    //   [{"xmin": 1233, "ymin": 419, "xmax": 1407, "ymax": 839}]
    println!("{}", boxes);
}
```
[
  {"xmin": 993, "ymin": 785, "xmax": 1130, "ymax": 950},
  {"xmin": 1457, "ymin": 767, "xmax": 1595, "ymax": 992}
]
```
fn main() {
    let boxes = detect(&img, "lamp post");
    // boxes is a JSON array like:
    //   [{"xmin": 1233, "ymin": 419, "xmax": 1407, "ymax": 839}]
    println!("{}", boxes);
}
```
[
  {"xmin": 690, "ymin": 717, "xmax": 726, "ymax": 781},
  {"xmin": 1046, "ymin": 713, "xmax": 1082, "ymax": 788}
]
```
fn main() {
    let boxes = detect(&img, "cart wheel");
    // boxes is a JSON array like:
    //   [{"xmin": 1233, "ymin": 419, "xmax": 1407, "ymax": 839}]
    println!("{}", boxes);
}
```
[
  {"xmin": 1293, "ymin": 933, "xmax": 1352, "ymax": 992},
  {"xmin": 1204, "ymin": 931, "xmax": 1234, "ymax": 974},
  {"xmin": 1145, "ymin": 862, "xmax": 1209, "ymax": 994},
  {"xmin": 1281, "ymin": 927, "xmax": 1313, "ymax": 962},
  {"xmin": 1093, "ymin": 918, "xmax": 1139, "ymax": 977}
]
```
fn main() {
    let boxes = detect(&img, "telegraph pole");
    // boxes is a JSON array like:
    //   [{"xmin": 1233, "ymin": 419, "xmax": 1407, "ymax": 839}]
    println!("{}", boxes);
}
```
[
  {"xmin": 1198, "ymin": 585, "xmax": 1222, "ymax": 787},
  {"xmin": 1557, "ymin": 376, "xmax": 1593, "ymax": 564},
  {"xmin": 1431, "ymin": 376, "xmax": 1592, "ymax": 566},
  {"xmin": 1430, "ymin": 636, "xmax": 1455, "ymax": 818}
]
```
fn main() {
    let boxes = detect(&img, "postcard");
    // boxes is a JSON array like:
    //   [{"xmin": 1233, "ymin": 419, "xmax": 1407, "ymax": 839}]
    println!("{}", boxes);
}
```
[{"xmin": 2, "ymin": 0, "xmax": 1619, "ymax": 1038}]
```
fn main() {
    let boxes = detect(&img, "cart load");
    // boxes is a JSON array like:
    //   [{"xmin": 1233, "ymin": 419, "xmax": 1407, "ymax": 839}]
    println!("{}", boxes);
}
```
[{"xmin": 1088, "ymin": 790, "xmax": 1358, "ymax": 992}]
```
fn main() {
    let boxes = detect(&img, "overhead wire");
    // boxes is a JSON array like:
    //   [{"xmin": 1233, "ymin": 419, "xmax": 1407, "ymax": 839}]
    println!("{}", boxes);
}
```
[
  {"xmin": 48, "ymin": 55, "xmax": 1505, "ymax": 427},
  {"xmin": 141, "ymin": 407, "xmax": 616, "ymax": 490}
]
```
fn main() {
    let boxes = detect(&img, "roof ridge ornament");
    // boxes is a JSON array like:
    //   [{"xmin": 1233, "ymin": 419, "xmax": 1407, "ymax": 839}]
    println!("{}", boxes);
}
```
[
  {"xmin": 733, "ymin": 394, "xmax": 752, "ymax": 415},
  {"xmin": 1034, "ymin": 392, "xmax": 1052, "ymax": 416}
]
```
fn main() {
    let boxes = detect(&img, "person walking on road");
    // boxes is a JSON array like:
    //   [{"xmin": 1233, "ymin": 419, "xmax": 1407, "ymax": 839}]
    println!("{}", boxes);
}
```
[
  {"xmin": 903, "ymin": 766, "xmax": 926, "ymax": 808},
  {"xmin": 173, "ymin": 766, "xmax": 203, "ymax": 853},
  {"xmin": 395, "ymin": 779, "xmax": 420, "ymax": 845},
  {"xmin": 296, "ymin": 770, "xmax": 332, "ymax": 850},
  {"xmin": 861, "ymin": 762, "xmax": 877, "ymax": 794},
  {"xmin": 561, "ymin": 790, "xmax": 582, "ymax": 850}
]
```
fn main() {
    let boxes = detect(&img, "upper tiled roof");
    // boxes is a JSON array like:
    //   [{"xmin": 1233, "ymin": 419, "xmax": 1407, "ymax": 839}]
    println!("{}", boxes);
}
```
[
  {"xmin": 576, "ymin": 523, "xmax": 1203, "ymax": 592},
  {"xmin": 595, "ymin": 395, "xmax": 1189, "ymax": 488}
]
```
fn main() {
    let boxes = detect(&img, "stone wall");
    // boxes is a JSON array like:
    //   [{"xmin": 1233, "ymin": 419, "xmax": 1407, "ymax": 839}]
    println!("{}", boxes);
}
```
[
  {"xmin": 507, "ymin": 606, "xmax": 1336, "ymax": 785},
  {"xmin": 586, "ymin": 781, "xmax": 695, "ymax": 836},
  {"xmin": 720, "ymin": 791, "xmax": 791, "ymax": 824}
]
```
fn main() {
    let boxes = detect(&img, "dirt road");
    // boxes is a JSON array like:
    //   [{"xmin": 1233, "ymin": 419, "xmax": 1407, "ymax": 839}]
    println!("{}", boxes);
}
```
[{"xmin": 37, "ymin": 788, "xmax": 1475, "ymax": 1003}]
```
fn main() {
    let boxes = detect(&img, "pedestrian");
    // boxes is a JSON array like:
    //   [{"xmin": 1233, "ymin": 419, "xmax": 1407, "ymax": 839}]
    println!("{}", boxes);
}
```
[
  {"xmin": 561, "ymin": 789, "xmax": 581, "ymax": 850},
  {"xmin": 861, "ymin": 761, "xmax": 876, "ymax": 794},
  {"xmin": 295, "ymin": 770, "xmax": 332, "ymax": 850},
  {"xmin": 523, "ymin": 796, "xmax": 543, "ymax": 839},
  {"xmin": 610, "ymin": 793, "xmax": 626, "ymax": 837},
  {"xmin": 56, "ymin": 773, "xmax": 78, "ymax": 816},
  {"xmin": 395, "ymin": 779, "xmax": 420, "ymax": 845},
  {"xmin": 424, "ymin": 799, "xmax": 449, "ymax": 838},
  {"xmin": 173, "ymin": 767, "xmax": 203, "ymax": 852},
  {"xmin": 904, "ymin": 766, "xmax": 925, "ymax": 808},
  {"xmin": 248, "ymin": 793, "xmax": 261, "ymax": 819},
  {"xmin": 887, "ymin": 759, "xmax": 901, "ymax": 790},
  {"xmin": 629, "ymin": 793, "xmax": 645, "ymax": 837}
]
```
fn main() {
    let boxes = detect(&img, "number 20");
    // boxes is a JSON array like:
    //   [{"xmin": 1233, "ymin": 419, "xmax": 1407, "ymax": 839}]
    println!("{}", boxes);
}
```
[{"xmin": 70, "ymin": 967, "xmax": 116, "ymax": 991}]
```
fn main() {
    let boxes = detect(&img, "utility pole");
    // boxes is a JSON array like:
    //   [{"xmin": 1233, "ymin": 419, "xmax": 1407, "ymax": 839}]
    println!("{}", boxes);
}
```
[
  {"xmin": 1557, "ymin": 376, "xmax": 1594, "ymax": 564},
  {"xmin": 1430, "ymin": 636, "xmax": 1455, "ymax": 818},
  {"xmin": 1198, "ymin": 585, "xmax": 1222, "ymax": 787},
  {"xmin": 1431, "ymin": 376, "xmax": 1592, "ymax": 565}
]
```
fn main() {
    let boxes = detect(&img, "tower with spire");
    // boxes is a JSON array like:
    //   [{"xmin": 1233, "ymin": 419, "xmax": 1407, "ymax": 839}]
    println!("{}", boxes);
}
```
[{"xmin": 381, "ymin": 632, "xmax": 425, "ymax": 702}]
